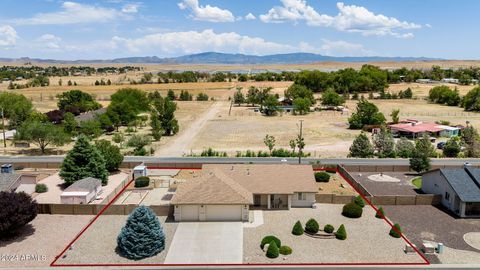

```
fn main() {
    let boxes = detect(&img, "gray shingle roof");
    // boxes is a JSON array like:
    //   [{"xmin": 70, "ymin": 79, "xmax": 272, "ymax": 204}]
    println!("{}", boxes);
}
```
[
  {"xmin": 440, "ymin": 168, "xmax": 480, "ymax": 202},
  {"xmin": 65, "ymin": 177, "xmax": 101, "ymax": 192},
  {"xmin": 74, "ymin": 108, "xmax": 107, "ymax": 123},
  {"xmin": 0, "ymin": 173, "xmax": 21, "ymax": 191}
]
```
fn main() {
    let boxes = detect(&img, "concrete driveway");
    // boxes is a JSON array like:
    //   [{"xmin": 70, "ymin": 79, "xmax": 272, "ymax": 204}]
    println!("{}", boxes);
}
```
[{"xmin": 165, "ymin": 222, "xmax": 243, "ymax": 264}]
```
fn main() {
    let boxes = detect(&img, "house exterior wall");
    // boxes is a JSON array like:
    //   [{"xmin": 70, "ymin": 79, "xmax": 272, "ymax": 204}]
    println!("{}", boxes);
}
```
[
  {"xmin": 422, "ymin": 171, "xmax": 461, "ymax": 215},
  {"xmin": 291, "ymin": 192, "xmax": 316, "ymax": 207}
]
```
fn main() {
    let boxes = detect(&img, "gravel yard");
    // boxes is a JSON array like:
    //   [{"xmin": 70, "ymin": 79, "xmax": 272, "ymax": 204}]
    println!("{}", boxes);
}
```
[
  {"xmin": 243, "ymin": 204, "xmax": 425, "ymax": 264},
  {"xmin": 0, "ymin": 215, "xmax": 92, "ymax": 268},
  {"xmin": 56, "ymin": 215, "xmax": 177, "ymax": 265},
  {"xmin": 316, "ymin": 172, "xmax": 357, "ymax": 195},
  {"xmin": 353, "ymin": 172, "xmax": 420, "ymax": 196},
  {"xmin": 382, "ymin": 205, "xmax": 480, "ymax": 264}
]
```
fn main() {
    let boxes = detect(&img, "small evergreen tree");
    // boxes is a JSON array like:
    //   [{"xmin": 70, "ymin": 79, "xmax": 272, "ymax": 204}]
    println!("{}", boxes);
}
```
[
  {"xmin": 117, "ymin": 206, "xmax": 165, "ymax": 260},
  {"xmin": 373, "ymin": 127, "xmax": 396, "ymax": 158},
  {"xmin": 349, "ymin": 132, "xmax": 374, "ymax": 158},
  {"xmin": 389, "ymin": 223, "xmax": 402, "ymax": 238},
  {"xmin": 395, "ymin": 137, "xmax": 415, "ymax": 158},
  {"xmin": 95, "ymin": 140, "xmax": 124, "ymax": 172},
  {"xmin": 305, "ymin": 218, "xmax": 320, "ymax": 234},
  {"xmin": 354, "ymin": 195, "xmax": 365, "ymax": 208},
  {"xmin": 443, "ymin": 137, "xmax": 461, "ymax": 157},
  {"xmin": 266, "ymin": 241, "xmax": 279, "ymax": 259},
  {"xmin": 335, "ymin": 224, "xmax": 347, "ymax": 240},
  {"xmin": 60, "ymin": 135, "xmax": 108, "ymax": 185},
  {"xmin": 375, "ymin": 207, "xmax": 385, "ymax": 219},
  {"xmin": 292, "ymin": 221, "xmax": 304, "ymax": 235}
]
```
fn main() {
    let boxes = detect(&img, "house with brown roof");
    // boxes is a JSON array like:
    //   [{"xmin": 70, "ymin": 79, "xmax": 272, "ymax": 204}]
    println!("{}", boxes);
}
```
[{"xmin": 171, "ymin": 164, "xmax": 318, "ymax": 222}]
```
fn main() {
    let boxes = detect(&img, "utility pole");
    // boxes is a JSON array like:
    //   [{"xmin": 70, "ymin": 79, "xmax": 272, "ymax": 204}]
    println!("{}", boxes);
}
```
[
  {"xmin": 298, "ymin": 120, "xmax": 304, "ymax": 164},
  {"xmin": 2, "ymin": 108, "xmax": 5, "ymax": 148}
]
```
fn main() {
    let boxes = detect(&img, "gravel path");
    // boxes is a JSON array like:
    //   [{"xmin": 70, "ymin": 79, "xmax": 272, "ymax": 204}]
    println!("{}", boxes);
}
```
[
  {"xmin": 0, "ymin": 215, "xmax": 93, "ymax": 268},
  {"xmin": 243, "ymin": 204, "xmax": 425, "ymax": 264},
  {"xmin": 57, "ymin": 215, "xmax": 177, "ymax": 265}
]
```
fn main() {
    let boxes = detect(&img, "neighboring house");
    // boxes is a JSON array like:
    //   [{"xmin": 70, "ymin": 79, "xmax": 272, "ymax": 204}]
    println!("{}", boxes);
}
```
[
  {"xmin": 0, "ymin": 173, "xmax": 22, "ymax": 192},
  {"xmin": 171, "ymin": 164, "xmax": 318, "ymax": 222},
  {"xmin": 441, "ymin": 78, "xmax": 459, "ymax": 84},
  {"xmin": 389, "ymin": 119, "xmax": 460, "ymax": 139},
  {"xmin": 60, "ymin": 177, "xmax": 102, "ymax": 204},
  {"xmin": 422, "ymin": 165, "xmax": 480, "ymax": 218}
]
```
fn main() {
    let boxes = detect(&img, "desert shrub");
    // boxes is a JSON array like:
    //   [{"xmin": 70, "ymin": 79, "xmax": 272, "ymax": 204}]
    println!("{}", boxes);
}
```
[
  {"xmin": 35, "ymin": 184, "xmax": 48, "ymax": 193},
  {"xmin": 0, "ymin": 191, "xmax": 38, "ymax": 236},
  {"xmin": 117, "ymin": 206, "xmax": 165, "ymax": 259},
  {"xmin": 314, "ymin": 171, "xmax": 331, "ymax": 182},
  {"xmin": 292, "ymin": 221, "xmax": 304, "ymax": 235},
  {"xmin": 324, "ymin": 224, "xmax": 335, "ymax": 233},
  {"xmin": 266, "ymin": 241, "xmax": 279, "ymax": 259},
  {"xmin": 375, "ymin": 207, "xmax": 385, "ymax": 219},
  {"xmin": 389, "ymin": 223, "xmax": 402, "ymax": 238},
  {"xmin": 305, "ymin": 218, "xmax": 320, "ymax": 234},
  {"xmin": 342, "ymin": 202, "xmax": 363, "ymax": 218},
  {"xmin": 279, "ymin": 245, "xmax": 292, "ymax": 255},
  {"xmin": 134, "ymin": 176, "xmax": 150, "ymax": 188},
  {"xmin": 260, "ymin": 235, "xmax": 281, "ymax": 249},
  {"xmin": 335, "ymin": 224, "xmax": 347, "ymax": 240},
  {"xmin": 354, "ymin": 195, "xmax": 365, "ymax": 208}
]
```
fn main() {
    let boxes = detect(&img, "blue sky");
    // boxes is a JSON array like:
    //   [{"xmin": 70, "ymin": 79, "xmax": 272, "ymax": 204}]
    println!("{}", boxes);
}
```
[{"xmin": 0, "ymin": 0, "xmax": 478, "ymax": 60}]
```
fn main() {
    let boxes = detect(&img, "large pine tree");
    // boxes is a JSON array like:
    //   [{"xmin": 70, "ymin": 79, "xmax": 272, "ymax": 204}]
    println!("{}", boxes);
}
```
[
  {"xmin": 60, "ymin": 135, "xmax": 108, "ymax": 185},
  {"xmin": 117, "ymin": 206, "xmax": 165, "ymax": 260},
  {"xmin": 349, "ymin": 132, "xmax": 374, "ymax": 158}
]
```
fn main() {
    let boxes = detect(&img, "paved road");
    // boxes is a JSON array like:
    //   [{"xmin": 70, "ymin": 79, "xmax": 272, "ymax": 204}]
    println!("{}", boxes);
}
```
[{"xmin": 1, "ymin": 156, "xmax": 480, "ymax": 166}]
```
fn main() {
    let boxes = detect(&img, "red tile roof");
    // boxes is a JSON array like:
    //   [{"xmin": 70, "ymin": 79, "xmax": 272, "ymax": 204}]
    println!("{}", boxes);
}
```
[{"xmin": 389, "ymin": 122, "xmax": 445, "ymax": 133}]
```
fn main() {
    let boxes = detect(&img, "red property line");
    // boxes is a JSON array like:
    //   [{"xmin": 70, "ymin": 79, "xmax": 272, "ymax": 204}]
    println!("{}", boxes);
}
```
[{"xmin": 51, "ymin": 166, "xmax": 429, "ymax": 267}]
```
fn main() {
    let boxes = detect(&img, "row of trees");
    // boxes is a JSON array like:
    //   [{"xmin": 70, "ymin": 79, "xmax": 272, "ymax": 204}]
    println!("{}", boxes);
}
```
[{"xmin": 429, "ymin": 85, "xmax": 480, "ymax": 112}]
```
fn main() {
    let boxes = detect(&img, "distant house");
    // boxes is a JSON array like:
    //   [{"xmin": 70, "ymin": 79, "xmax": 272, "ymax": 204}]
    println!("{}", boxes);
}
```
[
  {"xmin": 416, "ymin": 79, "xmax": 436, "ymax": 84},
  {"xmin": 171, "ymin": 164, "xmax": 318, "ymax": 222},
  {"xmin": 388, "ymin": 119, "xmax": 460, "ymax": 139},
  {"xmin": 422, "ymin": 164, "xmax": 480, "ymax": 217},
  {"xmin": 60, "ymin": 177, "xmax": 102, "ymax": 204},
  {"xmin": 441, "ymin": 78, "xmax": 459, "ymax": 84},
  {"xmin": 74, "ymin": 108, "xmax": 107, "ymax": 123}
]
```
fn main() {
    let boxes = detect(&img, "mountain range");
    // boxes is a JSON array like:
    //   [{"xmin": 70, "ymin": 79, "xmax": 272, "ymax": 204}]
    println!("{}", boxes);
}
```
[{"xmin": 0, "ymin": 52, "xmax": 441, "ymax": 65}]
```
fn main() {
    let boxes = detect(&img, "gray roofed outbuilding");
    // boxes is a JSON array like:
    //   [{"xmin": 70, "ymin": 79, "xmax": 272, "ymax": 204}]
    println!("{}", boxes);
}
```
[{"xmin": 64, "ymin": 177, "xmax": 101, "ymax": 192}]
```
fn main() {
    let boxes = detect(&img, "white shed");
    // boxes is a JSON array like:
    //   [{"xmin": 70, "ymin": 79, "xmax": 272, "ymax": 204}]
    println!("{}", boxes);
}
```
[{"xmin": 61, "ymin": 177, "xmax": 102, "ymax": 204}]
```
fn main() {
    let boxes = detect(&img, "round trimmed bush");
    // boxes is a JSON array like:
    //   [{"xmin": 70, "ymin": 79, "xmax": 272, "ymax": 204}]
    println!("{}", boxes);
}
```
[
  {"xmin": 335, "ymin": 224, "xmax": 347, "ymax": 240},
  {"xmin": 375, "ymin": 207, "xmax": 385, "ymax": 219},
  {"xmin": 279, "ymin": 245, "xmax": 292, "ymax": 255},
  {"xmin": 354, "ymin": 195, "xmax": 365, "ymax": 208},
  {"xmin": 324, "ymin": 224, "xmax": 335, "ymax": 233},
  {"xmin": 314, "ymin": 172, "xmax": 331, "ymax": 182},
  {"xmin": 35, "ymin": 183, "xmax": 48, "ymax": 193},
  {"xmin": 305, "ymin": 218, "xmax": 320, "ymax": 234},
  {"xmin": 292, "ymin": 220, "xmax": 304, "ymax": 235},
  {"xmin": 266, "ymin": 241, "xmax": 279, "ymax": 259},
  {"xmin": 134, "ymin": 176, "xmax": 150, "ymax": 188},
  {"xmin": 389, "ymin": 223, "xmax": 402, "ymax": 238},
  {"xmin": 260, "ymin": 235, "xmax": 281, "ymax": 249},
  {"xmin": 342, "ymin": 202, "xmax": 363, "ymax": 218}
]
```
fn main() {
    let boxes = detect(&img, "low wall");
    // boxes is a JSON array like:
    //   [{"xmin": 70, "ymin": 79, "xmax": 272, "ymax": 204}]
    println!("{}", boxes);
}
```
[
  {"xmin": 315, "ymin": 193, "xmax": 441, "ymax": 206},
  {"xmin": 337, "ymin": 165, "xmax": 372, "ymax": 197},
  {"xmin": 315, "ymin": 194, "xmax": 355, "ymax": 204},
  {"xmin": 37, "ymin": 203, "xmax": 172, "ymax": 216}
]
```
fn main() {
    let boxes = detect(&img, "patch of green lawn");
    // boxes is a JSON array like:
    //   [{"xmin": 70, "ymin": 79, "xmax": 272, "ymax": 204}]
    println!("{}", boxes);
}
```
[{"xmin": 412, "ymin": 177, "xmax": 422, "ymax": 189}]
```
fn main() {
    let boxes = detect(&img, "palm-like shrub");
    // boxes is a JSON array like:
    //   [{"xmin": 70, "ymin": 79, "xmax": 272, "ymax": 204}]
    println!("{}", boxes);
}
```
[
  {"xmin": 305, "ymin": 218, "xmax": 320, "ymax": 234},
  {"xmin": 117, "ymin": 206, "xmax": 165, "ymax": 260},
  {"xmin": 292, "ymin": 221, "xmax": 304, "ymax": 235},
  {"xmin": 0, "ymin": 191, "xmax": 37, "ymax": 236},
  {"xmin": 266, "ymin": 241, "xmax": 279, "ymax": 258},
  {"xmin": 335, "ymin": 224, "xmax": 347, "ymax": 240},
  {"xmin": 342, "ymin": 202, "xmax": 363, "ymax": 218},
  {"xmin": 389, "ymin": 223, "xmax": 402, "ymax": 238},
  {"xmin": 260, "ymin": 235, "xmax": 281, "ymax": 249}
]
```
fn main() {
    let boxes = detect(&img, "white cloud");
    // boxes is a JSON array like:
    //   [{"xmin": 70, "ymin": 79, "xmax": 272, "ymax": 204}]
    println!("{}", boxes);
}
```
[
  {"xmin": 178, "ymin": 0, "xmax": 235, "ymax": 22},
  {"xmin": 260, "ymin": 0, "xmax": 421, "ymax": 38},
  {"xmin": 0, "ymin": 25, "xmax": 18, "ymax": 46},
  {"xmin": 122, "ymin": 3, "xmax": 139, "ymax": 13},
  {"xmin": 111, "ymin": 29, "xmax": 376, "ymax": 57},
  {"xmin": 13, "ymin": 1, "xmax": 130, "ymax": 25},
  {"xmin": 245, "ymin": 13, "xmax": 256, "ymax": 20},
  {"xmin": 38, "ymin": 34, "xmax": 62, "ymax": 49}
]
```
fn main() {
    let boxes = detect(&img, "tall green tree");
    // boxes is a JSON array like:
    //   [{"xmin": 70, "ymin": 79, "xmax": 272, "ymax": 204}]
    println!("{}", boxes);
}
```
[
  {"xmin": 60, "ymin": 135, "xmax": 108, "ymax": 185},
  {"xmin": 373, "ymin": 127, "xmax": 395, "ymax": 158},
  {"xmin": 292, "ymin": 97, "xmax": 312, "ymax": 115},
  {"xmin": 348, "ymin": 100, "xmax": 386, "ymax": 129},
  {"xmin": 463, "ymin": 87, "xmax": 480, "ymax": 111},
  {"xmin": 150, "ymin": 112, "xmax": 163, "ymax": 141},
  {"xmin": 349, "ymin": 132, "xmax": 374, "ymax": 158},
  {"xmin": 321, "ymin": 89, "xmax": 345, "ymax": 106},
  {"xmin": 233, "ymin": 88, "xmax": 245, "ymax": 106},
  {"xmin": 95, "ymin": 140, "xmax": 124, "ymax": 172},
  {"xmin": 395, "ymin": 137, "xmax": 415, "ymax": 158},
  {"xmin": 443, "ymin": 137, "xmax": 461, "ymax": 158},
  {"xmin": 461, "ymin": 125, "xmax": 480, "ymax": 157},
  {"xmin": 263, "ymin": 134, "xmax": 276, "ymax": 155},
  {"xmin": 15, "ymin": 120, "xmax": 69, "ymax": 154},
  {"xmin": 56, "ymin": 90, "xmax": 101, "ymax": 112},
  {"xmin": 0, "ymin": 92, "xmax": 33, "ymax": 128},
  {"xmin": 63, "ymin": 112, "xmax": 77, "ymax": 135},
  {"xmin": 150, "ymin": 91, "xmax": 179, "ymax": 136},
  {"xmin": 284, "ymin": 84, "xmax": 315, "ymax": 103},
  {"xmin": 390, "ymin": 109, "xmax": 400, "ymax": 124},
  {"xmin": 262, "ymin": 94, "xmax": 280, "ymax": 116},
  {"xmin": 410, "ymin": 134, "xmax": 434, "ymax": 173}
]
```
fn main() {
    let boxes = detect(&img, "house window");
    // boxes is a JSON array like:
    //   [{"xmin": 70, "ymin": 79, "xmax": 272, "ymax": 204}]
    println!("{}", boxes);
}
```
[
  {"xmin": 445, "ymin": 192, "xmax": 450, "ymax": 201},
  {"xmin": 297, "ymin": 193, "xmax": 306, "ymax": 200}
]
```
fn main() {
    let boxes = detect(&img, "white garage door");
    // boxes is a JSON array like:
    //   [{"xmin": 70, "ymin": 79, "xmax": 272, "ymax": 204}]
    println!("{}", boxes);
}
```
[
  {"xmin": 206, "ymin": 205, "xmax": 242, "ymax": 221},
  {"xmin": 181, "ymin": 205, "xmax": 199, "ymax": 221}
]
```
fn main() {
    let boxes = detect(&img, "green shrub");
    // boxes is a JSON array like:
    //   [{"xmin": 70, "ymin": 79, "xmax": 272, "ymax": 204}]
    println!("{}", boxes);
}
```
[
  {"xmin": 260, "ymin": 235, "xmax": 281, "ymax": 249},
  {"xmin": 134, "ymin": 176, "xmax": 150, "ymax": 188},
  {"xmin": 389, "ymin": 223, "xmax": 402, "ymax": 238},
  {"xmin": 305, "ymin": 218, "xmax": 320, "ymax": 234},
  {"xmin": 292, "ymin": 221, "xmax": 304, "ymax": 235},
  {"xmin": 375, "ymin": 207, "xmax": 385, "ymax": 219},
  {"xmin": 354, "ymin": 195, "xmax": 365, "ymax": 208},
  {"xmin": 35, "ymin": 184, "xmax": 48, "ymax": 193},
  {"xmin": 324, "ymin": 224, "xmax": 335, "ymax": 233},
  {"xmin": 266, "ymin": 241, "xmax": 279, "ymax": 259},
  {"xmin": 335, "ymin": 224, "xmax": 347, "ymax": 240},
  {"xmin": 279, "ymin": 245, "xmax": 292, "ymax": 255},
  {"xmin": 342, "ymin": 202, "xmax": 363, "ymax": 218},
  {"xmin": 314, "ymin": 171, "xmax": 331, "ymax": 182}
]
